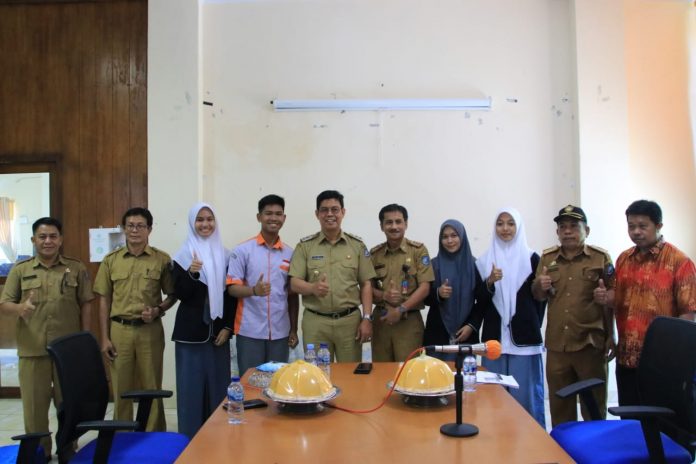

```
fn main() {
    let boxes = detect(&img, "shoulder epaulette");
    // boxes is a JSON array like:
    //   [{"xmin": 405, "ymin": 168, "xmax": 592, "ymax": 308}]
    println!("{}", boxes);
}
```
[
  {"xmin": 406, "ymin": 239, "xmax": 424, "ymax": 248},
  {"xmin": 61, "ymin": 255, "xmax": 81, "ymax": 263},
  {"xmin": 300, "ymin": 232, "xmax": 320, "ymax": 243},
  {"xmin": 344, "ymin": 231, "xmax": 365, "ymax": 243},
  {"xmin": 370, "ymin": 242, "xmax": 387, "ymax": 254},
  {"xmin": 14, "ymin": 256, "xmax": 33, "ymax": 265},
  {"xmin": 104, "ymin": 246, "xmax": 123, "ymax": 257},
  {"xmin": 587, "ymin": 244, "xmax": 609, "ymax": 255},
  {"xmin": 542, "ymin": 245, "xmax": 559, "ymax": 255}
]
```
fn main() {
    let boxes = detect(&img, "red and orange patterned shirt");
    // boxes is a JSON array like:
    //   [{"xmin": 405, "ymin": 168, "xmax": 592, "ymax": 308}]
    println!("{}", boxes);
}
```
[{"xmin": 614, "ymin": 238, "xmax": 696, "ymax": 368}]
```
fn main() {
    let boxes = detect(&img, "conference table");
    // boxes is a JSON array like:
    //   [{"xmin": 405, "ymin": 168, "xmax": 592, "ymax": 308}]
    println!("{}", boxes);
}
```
[{"xmin": 175, "ymin": 362, "xmax": 573, "ymax": 463}]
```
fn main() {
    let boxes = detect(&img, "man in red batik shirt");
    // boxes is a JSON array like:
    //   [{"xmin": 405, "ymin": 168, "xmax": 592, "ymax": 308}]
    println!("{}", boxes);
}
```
[{"xmin": 604, "ymin": 200, "xmax": 696, "ymax": 405}]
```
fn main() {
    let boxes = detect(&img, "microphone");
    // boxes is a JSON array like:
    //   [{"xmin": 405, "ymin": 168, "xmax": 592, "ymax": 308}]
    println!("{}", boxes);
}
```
[{"xmin": 427, "ymin": 340, "xmax": 502, "ymax": 360}]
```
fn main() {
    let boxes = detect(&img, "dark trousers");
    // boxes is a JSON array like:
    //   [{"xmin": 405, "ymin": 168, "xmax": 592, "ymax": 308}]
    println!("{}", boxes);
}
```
[{"xmin": 616, "ymin": 364, "xmax": 640, "ymax": 406}]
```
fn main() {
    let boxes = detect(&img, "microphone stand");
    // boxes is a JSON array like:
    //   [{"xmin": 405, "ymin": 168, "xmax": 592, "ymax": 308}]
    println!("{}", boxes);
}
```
[{"xmin": 440, "ymin": 346, "xmax": 479, "ymax": 437}]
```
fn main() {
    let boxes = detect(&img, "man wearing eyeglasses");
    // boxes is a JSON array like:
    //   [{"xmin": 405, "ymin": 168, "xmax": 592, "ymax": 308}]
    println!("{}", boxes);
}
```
[
  {"xmin": 93, "ymin": 207, "xmax": 176, "ymax": 431},
  {"xmin": 289, "ymin": 190, "xmax": 376, "ymax": 362}
]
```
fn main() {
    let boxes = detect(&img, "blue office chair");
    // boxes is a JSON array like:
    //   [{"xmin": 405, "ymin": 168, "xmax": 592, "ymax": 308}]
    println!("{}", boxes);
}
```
[
  {"xmin": 46, "ymin": 332, "xmax": 189, "ymax": 464},
  {"xmin": 0, "ymin": 432, "xmax": 49, "ymax": 464},
  {"xmin": 550, "ymin": 316, "xmax": 696, "ymax": 464}
]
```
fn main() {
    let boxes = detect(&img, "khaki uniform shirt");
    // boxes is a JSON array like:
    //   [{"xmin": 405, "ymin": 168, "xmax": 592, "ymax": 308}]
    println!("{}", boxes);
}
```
[
  {"xmin": 93, "ymin": 245, "xmax": 174, "ymax": 318},
  {"xmin": 370, "ymin": 238, "xmax": 434, "ymax": 310},
  {"xmin": 0, "ymin": 255, "xmax": 94, "ymax": 357},
  {"xmin": 536, "ymin": 244, "xmax": 615, "ymax": 352},
  {"xmin": 289, "ymin": 231, "xmax": 376, "ymax": 312}
]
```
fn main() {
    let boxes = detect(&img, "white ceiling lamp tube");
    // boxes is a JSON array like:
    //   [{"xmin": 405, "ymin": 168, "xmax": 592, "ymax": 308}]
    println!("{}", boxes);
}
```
[{"xmin": 271, "ymin": 98, "xmax": 492, "ymax": 112}]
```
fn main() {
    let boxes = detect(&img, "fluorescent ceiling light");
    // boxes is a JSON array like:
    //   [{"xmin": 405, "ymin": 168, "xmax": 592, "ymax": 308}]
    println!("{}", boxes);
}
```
[{"xmin": 271, "ymin": 98, "xmax": 491, "ymax": 112}]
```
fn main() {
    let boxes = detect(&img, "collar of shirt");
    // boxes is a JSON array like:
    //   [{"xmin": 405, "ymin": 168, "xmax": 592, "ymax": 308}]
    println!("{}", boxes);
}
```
[
  {"xmin": 628, "ymin": 236, "xmax": 665, "ymax": 259},
  {"xmin": 385, "ymin": 240, "xmax": 408, "ymax": 255},
  {"xmin": 318, "ymin": 230, "xmax": 346, "ymax": 245},
  {"xmin": 123, "ymin": 244, "xmax": 154, "ymax": 258},
  {"xmin": 30, "ymin": 254, "xmax": 66, "ymax": 269},
  {"xmin": 255, "ymin": 233, "xmax": 283, "ymax": 250},
  {"xmin": 552, "ymin": 244, "xmax": 591, "ymax": 262}
]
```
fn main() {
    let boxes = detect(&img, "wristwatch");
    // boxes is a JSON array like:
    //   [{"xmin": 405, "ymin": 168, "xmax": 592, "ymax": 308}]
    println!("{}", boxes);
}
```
[
  {"xmin": 362, "ymin": 313, "xmax": 374, "ymax": 322},
  {"xmin": 397, "ymin": 305, "xmax": 407, "ymax": 314}
]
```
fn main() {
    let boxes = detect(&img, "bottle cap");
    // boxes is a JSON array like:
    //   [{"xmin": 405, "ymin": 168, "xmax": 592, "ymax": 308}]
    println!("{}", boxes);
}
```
[
  {"xmin": 319, "ymin": 343, "xmax": 328, "ymax": 348},
  {"xmin": 306, "ymin": 343, "xmax": 315, "ymax": 350},
  {"xmin": 231, "ymin": 376, "xmax": 241, "ymax": 382}
]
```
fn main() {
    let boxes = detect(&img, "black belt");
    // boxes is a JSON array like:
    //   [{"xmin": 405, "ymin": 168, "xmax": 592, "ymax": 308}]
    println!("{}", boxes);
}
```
[
  {"xmin": 111, "ymin": 316, "xmax": 146, "ymax": 327},
  {"xmin": 305, "ymin": 307, "xmax": 359, "ymax": 319}
]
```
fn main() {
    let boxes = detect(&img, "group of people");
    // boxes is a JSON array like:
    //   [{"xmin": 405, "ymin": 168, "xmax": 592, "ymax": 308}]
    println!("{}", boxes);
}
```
[{"xmin": 1, "ymin": 191, "xmax": 694, "ymax": 460}]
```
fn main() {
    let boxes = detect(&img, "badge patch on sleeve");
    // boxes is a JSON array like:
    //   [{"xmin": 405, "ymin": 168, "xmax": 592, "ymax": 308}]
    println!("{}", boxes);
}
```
[
  {"xmin": 605, "ymin": 264, "xmax": 615, "ymax": 276},
  {"xmin": 421, "ymin": 256, "xmax": 431, "ymax": 266}
]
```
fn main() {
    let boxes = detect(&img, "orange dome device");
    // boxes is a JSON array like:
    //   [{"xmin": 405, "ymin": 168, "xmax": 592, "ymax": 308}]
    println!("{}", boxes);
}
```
[
  {"xmin": 267, "ymin": 360, "xmax": 335, "ymax": 401},
  {"xmin": 394, "ymin": 352, "xmax": 454, "ymax": 395}
]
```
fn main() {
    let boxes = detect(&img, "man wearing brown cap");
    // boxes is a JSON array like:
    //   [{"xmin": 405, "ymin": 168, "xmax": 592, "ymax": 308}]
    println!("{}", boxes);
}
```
[{"xmin": 532, "ymin": 205, "xmax": 615, "ymax": 426}]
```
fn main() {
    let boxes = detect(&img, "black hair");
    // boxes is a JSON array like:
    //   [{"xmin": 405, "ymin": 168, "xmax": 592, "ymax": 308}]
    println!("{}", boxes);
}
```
[
  {"xmin": 378, "ymin": 204, "xmax": 408, "ymax": 223},
  {"xmin": 258, "ymin": 194, "xmax": 285, "ymax": 213},
  {"xmin": 32, "ymin": 217, "xmax": 62, "ymax": 234},
  {"xmin": 316, "ymin": 190, "xmax": 344, "ymax": 210},
  {"xmin": 122, "ymin": 207, "xmax": 153, "ymax": 227},
  {"xmin": 625, "ymin": 200, "xmax": 662, "ymax": 225}
]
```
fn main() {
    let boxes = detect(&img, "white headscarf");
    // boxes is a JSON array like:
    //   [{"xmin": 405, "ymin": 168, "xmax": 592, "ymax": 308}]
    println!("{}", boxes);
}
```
[
  {"xmin": 173, "ymin": 202, "xmax": 227, "ymax": 320},
  {"xmin": 476, "ymin": 207, "xmax": 533, "ymax": 326}
]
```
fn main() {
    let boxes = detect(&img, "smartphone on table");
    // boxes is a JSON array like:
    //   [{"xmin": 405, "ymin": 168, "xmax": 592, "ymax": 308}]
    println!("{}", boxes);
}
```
[{"xmin": 353, "ymin": 362, "xmax": 373, "ymax": 374}]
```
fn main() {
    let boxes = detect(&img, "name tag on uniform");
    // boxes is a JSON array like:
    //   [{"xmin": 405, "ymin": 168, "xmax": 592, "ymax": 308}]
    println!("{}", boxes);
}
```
[{"xmin": 311, "ymin": 255, "xmax": 323, "ymax": 260}]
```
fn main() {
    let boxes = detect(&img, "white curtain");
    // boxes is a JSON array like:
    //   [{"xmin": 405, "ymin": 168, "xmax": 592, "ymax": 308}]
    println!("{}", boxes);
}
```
[{"xmin": 0, "ymin": 197, "xmax": 16, "ymax": 262}]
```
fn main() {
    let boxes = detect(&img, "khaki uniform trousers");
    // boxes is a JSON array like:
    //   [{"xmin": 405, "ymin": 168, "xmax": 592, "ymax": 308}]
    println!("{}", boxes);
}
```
[
  {"xmin": 301, "ymin": 309, "xmax": 362, "ymax": 362},
  {"xmin": 546, "ymin": 345, "xmax": 607, "ymax": 427},
  {"xmin": 110, "ymin": 319, "xmax": 166, "ymax": 431},
  {"xmin": 371, "ymin": 310, "xmax": 424, "ymax": 362},
  {"xmin": 18, "ymin": 356, "xmax": 61, "ymax": 456}
]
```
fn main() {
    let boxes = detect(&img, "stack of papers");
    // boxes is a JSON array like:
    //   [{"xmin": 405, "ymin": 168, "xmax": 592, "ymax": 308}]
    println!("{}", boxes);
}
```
[{"xmin": 476, "ymin": 371, "xmax": 519, "ymax": 389}]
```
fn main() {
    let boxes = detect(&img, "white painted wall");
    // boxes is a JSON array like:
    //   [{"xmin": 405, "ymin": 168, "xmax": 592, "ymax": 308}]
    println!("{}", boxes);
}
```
[{"xmin": 148, "ymin": 0, "xmax": 695, "ymax": 413}]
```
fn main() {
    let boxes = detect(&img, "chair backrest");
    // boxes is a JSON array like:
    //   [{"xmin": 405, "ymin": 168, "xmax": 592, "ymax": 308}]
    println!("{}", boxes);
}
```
[
  {"xmin": 46, "ymin": 331, "xmax": 109, "ymax": 452},
  {"xmin": 638, "ymin": 316, "xmax": 696, "ymax": 447}
]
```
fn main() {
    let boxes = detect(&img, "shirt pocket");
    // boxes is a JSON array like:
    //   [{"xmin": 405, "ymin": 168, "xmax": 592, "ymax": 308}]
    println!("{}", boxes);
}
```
[
  {"xmin": 582, "ymin": 267, "xmax": 602, "ymax": 282},
  {"xmin": 142, "ymin": 268, "xmax": 162, "ymax": 294},
  {"xmin": 307, "ymin": 261, "xmax": 326, "ymax": 282},
  {"xmin": 20, "ymin": 277, "xmax": 42, "ymax": 304}
]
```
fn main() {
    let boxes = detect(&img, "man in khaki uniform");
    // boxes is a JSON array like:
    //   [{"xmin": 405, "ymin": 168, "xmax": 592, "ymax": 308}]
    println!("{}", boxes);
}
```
[
  {"xmin": 0, "ymin": 217, "xmax": 93, "ymax": 461},
  {"xmin": 370, "ymin": 204, "xmax": 434, "ymax": 361},
  {"xmin": 532, "ymin": 205, "xmax": 615, "ymax": 427},
  {"xmin": 289, "ymin": 190, "xmax": 375, "ymax": 362},
  {"xmin": 93, "ymin": 207, "xmax": 176, "ymax": 431}
]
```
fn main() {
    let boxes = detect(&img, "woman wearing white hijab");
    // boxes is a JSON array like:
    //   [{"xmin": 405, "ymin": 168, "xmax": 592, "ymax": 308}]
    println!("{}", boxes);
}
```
[
  {"xmin": 172, "ymin": 203, "xmax": 235, "ymax": 439},
  {"xmin": 476, "ymin": 208, "xmax": 546, "ymax": 427}
]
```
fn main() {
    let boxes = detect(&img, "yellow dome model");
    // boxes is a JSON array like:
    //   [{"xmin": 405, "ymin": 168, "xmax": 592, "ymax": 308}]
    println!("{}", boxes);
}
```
[
  {"xmin": 268, "ymin": 360, "xmax": 335, "ymax": 401},
  {"xmin": 394, "ymin": 352, "xmax": 454, "ymax": 394}
]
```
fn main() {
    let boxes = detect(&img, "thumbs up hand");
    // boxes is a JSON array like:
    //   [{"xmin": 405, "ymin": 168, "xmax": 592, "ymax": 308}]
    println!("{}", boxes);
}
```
[
  {"xmin": 19, "ymin": 291, "xmax": 36, "ymax": 321},
  {"xmin": 313, "ymin": 273, "xmax": 330, "ymax": 297},
  {"xmin": 253, "ymin": 272, "xmax": 271, "ymax": 297},
  {"xmin": 593, "ymin": 278, "xmax": 608, "ymax": 305},
  {"xmin": 189, "ymin": 251, "xmax": 203, "ymax": 273},
  {"xmin": 438, "ymin": 278, "xmax": 452, "ymax": 299},
  {"xmin": 487, "ymin": 263, "xmax": 503, "ymax": 286},
  {"xmin": 538, "ymin": 266, "xmax": 553, "ymax": 292},
  {"xmin": 384, "ymin": 279, "xmax": 402, "ymax": 306}
]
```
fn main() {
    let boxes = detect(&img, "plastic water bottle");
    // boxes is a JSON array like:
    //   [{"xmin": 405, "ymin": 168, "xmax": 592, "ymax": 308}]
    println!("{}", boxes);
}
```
[
  {"xmin": 463, "ymin": 354, "xmax": 477, "ymax": 392},
  {"xmin": 226, "ymin": 376, "xmax": 244, "ymax": 424},
  {"xmin": 304, "ymin": 343, "xmax": 317, "ymax": 365},
  {"xmin": 317, "ymin": 343, "xmax": 331, "ymax": 380}
]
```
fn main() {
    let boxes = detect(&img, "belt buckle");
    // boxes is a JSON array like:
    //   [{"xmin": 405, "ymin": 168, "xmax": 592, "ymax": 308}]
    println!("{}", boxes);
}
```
[{"xmin": 331, "ymin": 311, "xmax": 341, "ymax": 320}]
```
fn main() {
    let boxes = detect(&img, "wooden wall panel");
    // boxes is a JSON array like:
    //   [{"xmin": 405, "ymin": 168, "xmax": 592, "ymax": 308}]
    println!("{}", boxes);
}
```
[
  {"xmin": 0, "ymin": 0, "xmax": 148, "ymax": 372},
  {"xmin": 0, "ymin": 0, "xmax": 147, "ymax": 273}
]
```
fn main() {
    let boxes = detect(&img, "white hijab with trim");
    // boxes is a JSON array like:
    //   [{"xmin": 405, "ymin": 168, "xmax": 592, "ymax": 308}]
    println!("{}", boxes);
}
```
[
  {"xmin": 173, "ymin": 202, "xmax": 227, "ymax": 320},
  {"xmin": 476, "ymin": 207, "xmax": 533, "ymax": 326}
]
